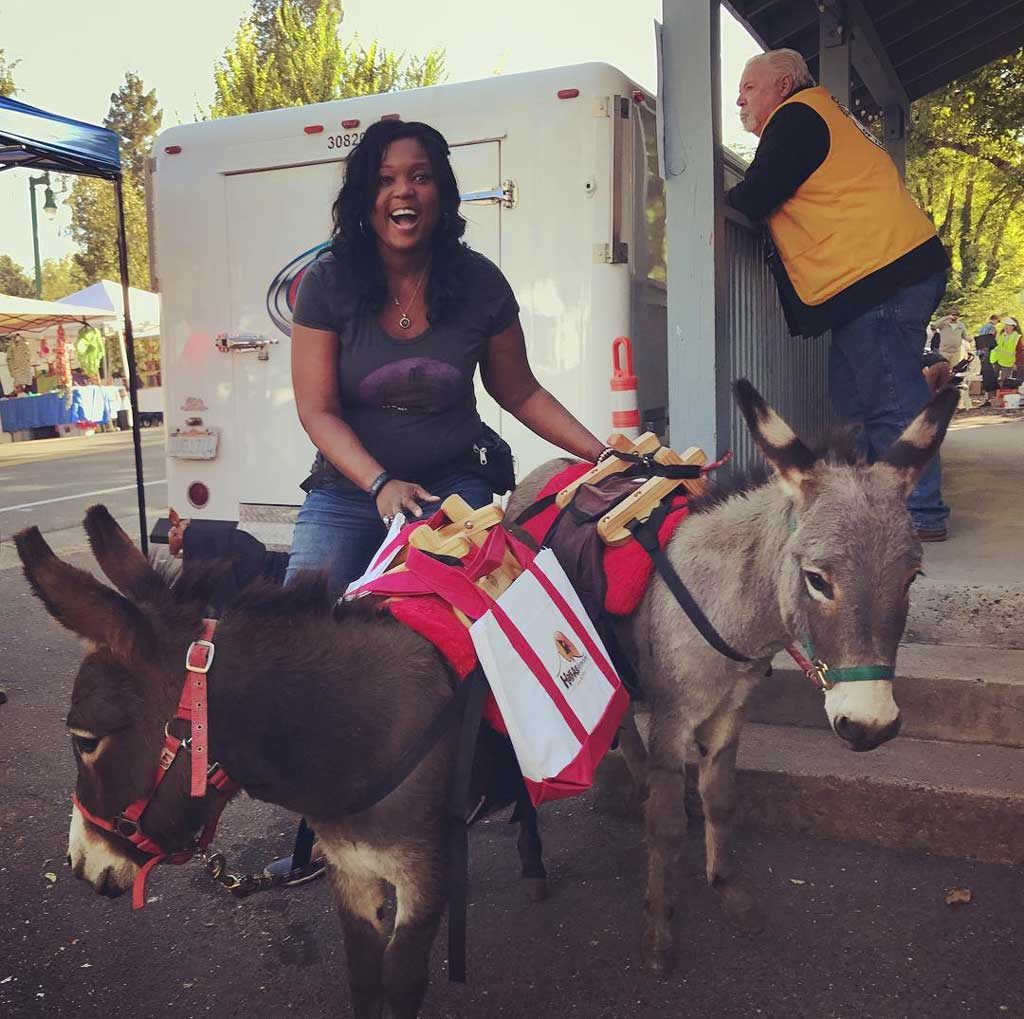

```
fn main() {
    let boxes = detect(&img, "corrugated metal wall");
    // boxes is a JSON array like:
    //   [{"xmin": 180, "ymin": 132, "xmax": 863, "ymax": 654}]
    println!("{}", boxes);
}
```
[{"xmin": 718, "ymin": 210, "xmax": 832, "ymax": 471}]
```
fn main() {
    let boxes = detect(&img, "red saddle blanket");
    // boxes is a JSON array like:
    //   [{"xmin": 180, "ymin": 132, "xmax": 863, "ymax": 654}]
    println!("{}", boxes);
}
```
[
  {"xmin": 378, "ymin": 462, "xmax": 686, "ymax": 728},
  {"xmin": 518, "ymin": 463, "xmax": 689, "ymax": 617}
]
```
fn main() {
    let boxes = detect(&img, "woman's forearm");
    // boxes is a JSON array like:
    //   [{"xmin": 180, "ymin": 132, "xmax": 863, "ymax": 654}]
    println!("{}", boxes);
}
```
[
  {"xmin": 507, "ymin": 387, "xmax": 605, "ymax": 462},
  {"xmin": 300, "ymin": 409, "xmax": 384, "ymax": 490}
]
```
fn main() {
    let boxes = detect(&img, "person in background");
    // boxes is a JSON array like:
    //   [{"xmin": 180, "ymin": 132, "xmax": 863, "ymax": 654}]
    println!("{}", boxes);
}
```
[
  {"xmin": 930, "ymin": 308, "xmax": 970, "ymax": 365},
  {"xmin": 975, "ymin": 314, "xmax": 1000, "ymax": 405},
  {"xmin": 991, "ymin": 316, "xmax": 1023, "ymax": 387},
  {"xmin": 727, "ymin": 48, "xmax": 951, "ymax": 541},
  {"xmin": 267, "ymin": 118, "xmax": 608, "ymax": 885}
]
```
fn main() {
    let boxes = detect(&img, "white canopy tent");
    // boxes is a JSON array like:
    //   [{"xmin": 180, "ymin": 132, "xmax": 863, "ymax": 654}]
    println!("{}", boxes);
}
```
[
  {"xmin": 0, "ymin": 291, "xmax": 115, "ymax": 335},
  {"xmin": 58, "ymin": 280, "xmax": 161, "ymax": 338}
]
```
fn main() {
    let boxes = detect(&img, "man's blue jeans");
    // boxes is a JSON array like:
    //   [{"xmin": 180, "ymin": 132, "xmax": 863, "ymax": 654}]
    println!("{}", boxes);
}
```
[
  {"xmin": 285, "ymin": 468, "xmax": 494, "ymax": 594},
  {"xmin": 829, "ymin": 271, "xmax": 949, "ymax": 530}
]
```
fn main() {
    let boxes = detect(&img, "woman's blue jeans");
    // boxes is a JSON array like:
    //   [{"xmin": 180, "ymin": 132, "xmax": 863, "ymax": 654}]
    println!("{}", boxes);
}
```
[
  {"xmin": 285, "ymin": 469, "xmax": 494, "ymax": 595},
  {"xmin": 829, "ymin": 271, "xmax": 950, "ymax": 530}
]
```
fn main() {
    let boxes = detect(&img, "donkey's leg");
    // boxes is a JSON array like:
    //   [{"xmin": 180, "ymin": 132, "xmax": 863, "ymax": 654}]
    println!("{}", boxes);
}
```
[
  {"xmin": 329, "ymin": 867, "xmax": 389, "ymax": 1019},
  {"xmin": 642, "ymin": 714, "xmax": 693, "ymax": 974},
  {"xmin": 514, "ymin": 793, "xmax": 549, "ymax": 901},
  {"xmin": 617, "ymin": 706, "xmax": 649, "ymax": 799},
  {"xmin": 382, "ymin": 853, "xmax": 445, "ymax": 1019},
  {"xmin": 695, "ymin": 705, "xmax": 764, "ymax": 934}
]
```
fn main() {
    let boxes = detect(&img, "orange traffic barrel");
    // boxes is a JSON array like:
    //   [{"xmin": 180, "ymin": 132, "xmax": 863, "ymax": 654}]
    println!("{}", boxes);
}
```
[{"xmin": 610, "ymin": 336, "xmax": 640, "ymax": 438}]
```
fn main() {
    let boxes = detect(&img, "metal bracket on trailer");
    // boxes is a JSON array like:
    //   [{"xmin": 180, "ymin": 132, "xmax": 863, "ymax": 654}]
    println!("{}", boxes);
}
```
[{"xmin": 214, "ymin": 333, "xmax": 279, "ymax": 361}]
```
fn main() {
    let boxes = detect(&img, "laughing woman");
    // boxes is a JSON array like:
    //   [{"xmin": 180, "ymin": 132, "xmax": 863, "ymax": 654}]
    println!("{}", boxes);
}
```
[{"xmin": 266, "ymin": 119, "xmax": 606, "ymax": 884}]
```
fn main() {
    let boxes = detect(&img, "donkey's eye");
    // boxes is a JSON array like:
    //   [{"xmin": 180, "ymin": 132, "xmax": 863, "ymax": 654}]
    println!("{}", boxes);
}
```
[
  {"xmin": 71, "ymin": 734, "xmax": 101, "ymax": 756},
  {"xmin": 803, "ymin": 570, "xmax": 834, "ymax": 601}
]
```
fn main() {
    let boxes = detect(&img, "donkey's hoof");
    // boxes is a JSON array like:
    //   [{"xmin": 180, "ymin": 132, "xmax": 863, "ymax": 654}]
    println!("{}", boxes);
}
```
[
  {"xmin": 641, "ymin": 931, "xmax": 676, "ymax": 974},
  {"xmin": 720, "ymin": 883, "xmax": 765, "ymax": 934},
  {"xmin": 523, "ymin": 877, "xmax": 549, "ymax": 902}
]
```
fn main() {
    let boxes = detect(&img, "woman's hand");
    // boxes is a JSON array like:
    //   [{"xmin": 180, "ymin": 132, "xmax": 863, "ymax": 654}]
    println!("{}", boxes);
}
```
[{"xmin": 375, "ymin": 479, "xmax": 439, "ymax": 523}]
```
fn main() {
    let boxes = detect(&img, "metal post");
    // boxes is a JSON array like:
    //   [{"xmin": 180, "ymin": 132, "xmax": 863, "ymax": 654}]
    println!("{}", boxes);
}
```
[
  {"xmin": 28, "ymin": 171, "xmax": 49, "ymax": 298},
  {"xmin": 884, "ymin": 103, "xmax": 907, "ymax": 178},
  {"xmin": 113, "ymin": 176, "xmax": 149, "ymax": 555},
  {"xmin": 818, "ymin": 1, "xmax": 852, "ymax": 106},
  {"xmin": 661, "ymin": 0, "xmax": 725, "ymax": 457}
]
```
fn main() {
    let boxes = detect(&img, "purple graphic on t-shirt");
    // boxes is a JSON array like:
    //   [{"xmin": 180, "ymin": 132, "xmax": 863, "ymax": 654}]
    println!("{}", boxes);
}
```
[{"xmin": 358, "ymin": 357, "xmax": 464, "ymax": 413}]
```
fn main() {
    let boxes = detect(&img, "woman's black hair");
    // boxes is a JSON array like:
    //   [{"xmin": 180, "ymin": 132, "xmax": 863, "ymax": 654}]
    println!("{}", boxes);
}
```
[{"xmin": 329, "ymin": 120, "xmax": 468, "ymax": 323}]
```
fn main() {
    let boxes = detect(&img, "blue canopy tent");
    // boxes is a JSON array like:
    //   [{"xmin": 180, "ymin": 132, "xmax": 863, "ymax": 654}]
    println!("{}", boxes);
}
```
[{"xmin": 0, "ymin": 95, "xmax": 149, "ymax": 552}]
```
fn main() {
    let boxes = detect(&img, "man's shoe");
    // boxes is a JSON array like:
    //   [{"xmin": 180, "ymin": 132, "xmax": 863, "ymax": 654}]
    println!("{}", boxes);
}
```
[
  {"xmin": 263, "ymin": 853, "xmax": 327, "ymax": 887},
  {"xmin": 916, "ymin": 525, "xmax": 948, "ymax": 542}
]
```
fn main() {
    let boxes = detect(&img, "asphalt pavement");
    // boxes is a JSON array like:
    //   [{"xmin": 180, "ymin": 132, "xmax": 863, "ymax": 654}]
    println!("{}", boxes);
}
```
[
  {"xmin": 0, "ymin": 543, "xmax": 1022, "ymax": 1018},
  {"xmin": 0, "ymin": 429, "xmax": 166, "ymax": 541}
]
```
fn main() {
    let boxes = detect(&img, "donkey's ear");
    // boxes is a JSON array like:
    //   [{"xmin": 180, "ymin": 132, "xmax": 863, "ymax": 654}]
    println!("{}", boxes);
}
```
[
  {"xmin": 15, "ymin": 526, "xmax": 156, "ymax": 663},
  {"xmin": 878, "ymin": 386, "xmax": 958, "ymax": 497},
  {"xmin": 734, "ymin": 379, "xmax": 818, "ymax": 502},
  {"xmin": 84, "ymin": 504, "xmax": 164, "ymax": 605}
]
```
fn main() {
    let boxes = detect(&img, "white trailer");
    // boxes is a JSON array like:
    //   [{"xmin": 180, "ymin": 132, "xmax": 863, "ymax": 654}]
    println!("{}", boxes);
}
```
[{"xmin": 149, "ymin": 63, "xmax": 697, "ymax": 547}]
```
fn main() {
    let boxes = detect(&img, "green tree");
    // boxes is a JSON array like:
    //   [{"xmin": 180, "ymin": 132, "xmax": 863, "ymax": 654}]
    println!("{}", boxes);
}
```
[
  {"xmin": 67, "ymin": 72, "xmax": 160, "ymax": 289},
  {"xmin": 0, "ymin": 48, "xmax": 17, "ymax": 97},
  {"xmin": 907, "ymin": 50, "xmax": 1024, "ymax": 322},
  {"xmin": 0, "ymin": 254, "xmax": 34, "ymax": 297},
  {"xmin": 67, "ymin": 176, "xmax": 151, "ymax": 289},
  {"xmin": 210, "ymin": 0, "xmax": 446, "ymax": 117},
  {"xmin": 40, "ymin": 254, "xmax": 87, "ymax": 301},
  {"xmin": 104, "ymin": 71, "xmax": 162, "ymax": 184}
]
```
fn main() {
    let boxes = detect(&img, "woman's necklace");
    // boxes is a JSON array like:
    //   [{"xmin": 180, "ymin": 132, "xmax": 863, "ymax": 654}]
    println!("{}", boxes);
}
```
[{"xmin": 393, "ymin": 265, "xmax": 429, "ymax": 330}]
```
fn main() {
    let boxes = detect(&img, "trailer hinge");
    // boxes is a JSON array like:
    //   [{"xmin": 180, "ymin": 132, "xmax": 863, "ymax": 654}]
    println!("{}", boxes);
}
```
[
  {"xmin": 215, "ymin": 333, "xmax": 279, "ymax": 361},
  {"xmin": 593, "ymin": 96, "xmax": 629, "ymax": 119},
  {"xmin": 594, "ymin": 242, "xmax": 628, "ymax": 264},
  {"xmin": 459, "ymin": 179, "xmax": 518, "ymax": 209}
]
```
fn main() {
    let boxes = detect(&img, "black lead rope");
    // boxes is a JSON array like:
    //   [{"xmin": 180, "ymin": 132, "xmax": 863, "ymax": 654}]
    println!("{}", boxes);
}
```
[{"xmin": 631, "ymin": 507, "xmax": 753, "ymax": 664}]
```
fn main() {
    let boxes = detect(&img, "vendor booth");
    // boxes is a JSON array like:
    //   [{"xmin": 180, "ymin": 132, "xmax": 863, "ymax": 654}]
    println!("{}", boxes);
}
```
[
  {"xmin": 0, "ymin": 94, "xmax": 150, "ymax": 550},
  {"xmin": 58, "ymin": 281, "xmax": 163, "ymax": 416},
  {"xmin": 0, "ymin": 291, "xmax": 129, "ymax": 435}
]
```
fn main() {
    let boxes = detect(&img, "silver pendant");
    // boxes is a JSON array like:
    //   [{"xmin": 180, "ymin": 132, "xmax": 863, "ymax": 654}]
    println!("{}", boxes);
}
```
[{"xmin": 399, "ymin": 314, "xmax": 411, "ymax": 329}]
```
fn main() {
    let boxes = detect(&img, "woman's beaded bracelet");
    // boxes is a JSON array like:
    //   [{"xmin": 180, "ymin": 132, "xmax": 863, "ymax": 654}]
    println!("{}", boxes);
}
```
[
  {"xmin": 595, "ymin": 447, "xmax": 617, "ymax": 464},
  {"xmin": 368, "ymin": 471, "xmax": 393, "ymax": 499}
]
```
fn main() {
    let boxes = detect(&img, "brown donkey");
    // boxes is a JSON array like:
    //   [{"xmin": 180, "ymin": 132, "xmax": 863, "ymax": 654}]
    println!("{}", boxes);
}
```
[
  {"xmin": 507, "ymin": 380, "xmax": 958, "ymax": 973},
  {"xmin": 15, "ymin": 510, "xmax": 544, "ymax": 1019}
]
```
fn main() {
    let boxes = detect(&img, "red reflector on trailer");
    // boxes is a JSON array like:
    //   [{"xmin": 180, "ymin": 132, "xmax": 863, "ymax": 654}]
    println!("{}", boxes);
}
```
[
  {"xmin": 304, "ymin": 124, "xmax": 324, "ymax": 134},
  {"xmin": 341, "ymin": 118, "xmax": 360, "ymax": 128},
  {"xmin": 187, "ymin": 482, "xmax": 210, "ymax": 509},
  {"xmin": 557, "ymin": 88, "xmax": 580, "ymax": 100},
  {"xmin": 380, "ymin": 113, "xmax": 401, "ymax": 121},
  {"xmin": 632, "ymin": 90, "xmax": 645, "ymax": 104},
  {"xmin": 164, "ymin": 145, "xmax": 182, "ymax": 155}
]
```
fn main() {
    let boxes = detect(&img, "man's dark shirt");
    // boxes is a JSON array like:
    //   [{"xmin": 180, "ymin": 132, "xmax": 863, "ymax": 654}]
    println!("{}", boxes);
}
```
[{"xmin": 726, "ymin": 95, "xmax": 947, "ymax": 337}]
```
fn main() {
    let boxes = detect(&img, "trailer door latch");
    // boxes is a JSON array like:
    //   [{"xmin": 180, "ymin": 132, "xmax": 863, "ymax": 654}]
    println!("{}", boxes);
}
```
[{"xmin": 215, "ymin": 333, "xmax": 280, "ymax": 360}]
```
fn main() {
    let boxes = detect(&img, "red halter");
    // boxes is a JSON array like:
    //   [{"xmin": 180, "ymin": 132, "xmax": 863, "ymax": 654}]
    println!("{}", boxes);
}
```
[{"xmin": 72, "ymin": 619, "xmax": 239, "ymax": 909}]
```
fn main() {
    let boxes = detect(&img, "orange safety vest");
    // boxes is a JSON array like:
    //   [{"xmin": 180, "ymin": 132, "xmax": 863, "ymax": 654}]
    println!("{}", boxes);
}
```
[{"xmin": 765, "ymin": 87, "xmax": 937, "ymax": 307}]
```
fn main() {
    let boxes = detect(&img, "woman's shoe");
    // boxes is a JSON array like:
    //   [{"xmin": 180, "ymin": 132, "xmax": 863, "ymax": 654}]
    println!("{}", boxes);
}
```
[{"xmin": 263, "ymin": 852, "xmax": 327, "ymax": 887}]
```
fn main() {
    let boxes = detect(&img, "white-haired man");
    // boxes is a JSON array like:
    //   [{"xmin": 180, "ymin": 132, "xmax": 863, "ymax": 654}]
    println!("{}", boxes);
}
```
[{"xmin": 728, "ymin": 49, "xmax": 951, "ymax": 540}]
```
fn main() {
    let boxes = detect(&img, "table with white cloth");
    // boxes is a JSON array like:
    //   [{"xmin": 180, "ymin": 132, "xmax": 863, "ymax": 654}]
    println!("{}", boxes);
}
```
[{"xmin": 0, "ymin": 385, "xmax": 127, "ymax": 433}]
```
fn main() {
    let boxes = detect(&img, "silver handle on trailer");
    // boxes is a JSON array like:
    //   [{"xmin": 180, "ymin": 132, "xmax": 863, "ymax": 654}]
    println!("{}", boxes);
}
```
[
  {"xmin": 215, "ymin": 333, "xmax": 280, "ymax": 361},
  {"xmin": 459, "ymin": 179, "xmax": 518, "ymax": 208}
]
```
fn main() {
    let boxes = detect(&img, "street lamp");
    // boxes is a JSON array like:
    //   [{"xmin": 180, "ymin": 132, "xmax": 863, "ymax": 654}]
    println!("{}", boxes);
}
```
[{"xmin": 28, "ymin": 170, "xmax": 57, "ymax": 299}]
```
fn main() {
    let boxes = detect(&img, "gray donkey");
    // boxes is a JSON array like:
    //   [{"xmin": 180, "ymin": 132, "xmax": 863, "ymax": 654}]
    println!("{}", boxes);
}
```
[{"xmin": 506, "ymin": 379, "xmax": 958, "ymax": 973}]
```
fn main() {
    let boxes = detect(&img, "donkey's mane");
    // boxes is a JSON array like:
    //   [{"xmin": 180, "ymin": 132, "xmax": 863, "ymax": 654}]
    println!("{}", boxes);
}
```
[
  {"xmin": 689, "ymin": 425, "xmax": 865, "ymax": 515},
  {"xmin": 156, "ymin": 559, "xmax": 374, "ymax": 623}
]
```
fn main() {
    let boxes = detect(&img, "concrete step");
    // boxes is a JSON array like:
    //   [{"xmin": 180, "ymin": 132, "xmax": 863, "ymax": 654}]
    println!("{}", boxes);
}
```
[
  {"xmin": 595, "ymin": 721, "xmax": 1024, "ymax": 866},
  {"xmin": 747, "ymin": 642, "xmax": 1024, "ymax": 748},
  {"xmin": 907, "ymin": 579, "xmax": 1024, "ymax": 650}
]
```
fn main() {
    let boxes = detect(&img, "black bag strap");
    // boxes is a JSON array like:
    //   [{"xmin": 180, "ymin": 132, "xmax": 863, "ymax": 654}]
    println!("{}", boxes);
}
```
[
  {"xmin": 339, "ymin": 668, "xmax": 477, "ymax": 817},
  {"xmin": 446, "ymin": 666, "xmax": 488, "ymax": 983},
  {"xmin": 631, "ymin": 509, "xmax": 753, "ymax": 664}
]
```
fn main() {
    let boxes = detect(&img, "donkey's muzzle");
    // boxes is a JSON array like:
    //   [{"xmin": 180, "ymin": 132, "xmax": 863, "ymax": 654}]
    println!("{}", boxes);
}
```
[{"xmin": 835, "ymin": 714, "xmax": 901, "ymax": 752}]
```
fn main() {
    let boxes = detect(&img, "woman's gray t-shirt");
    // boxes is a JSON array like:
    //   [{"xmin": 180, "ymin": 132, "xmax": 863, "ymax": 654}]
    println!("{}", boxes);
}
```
[{"xmin": 291, "ymin": 247, "xmax": 519, "ymax": 489}]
